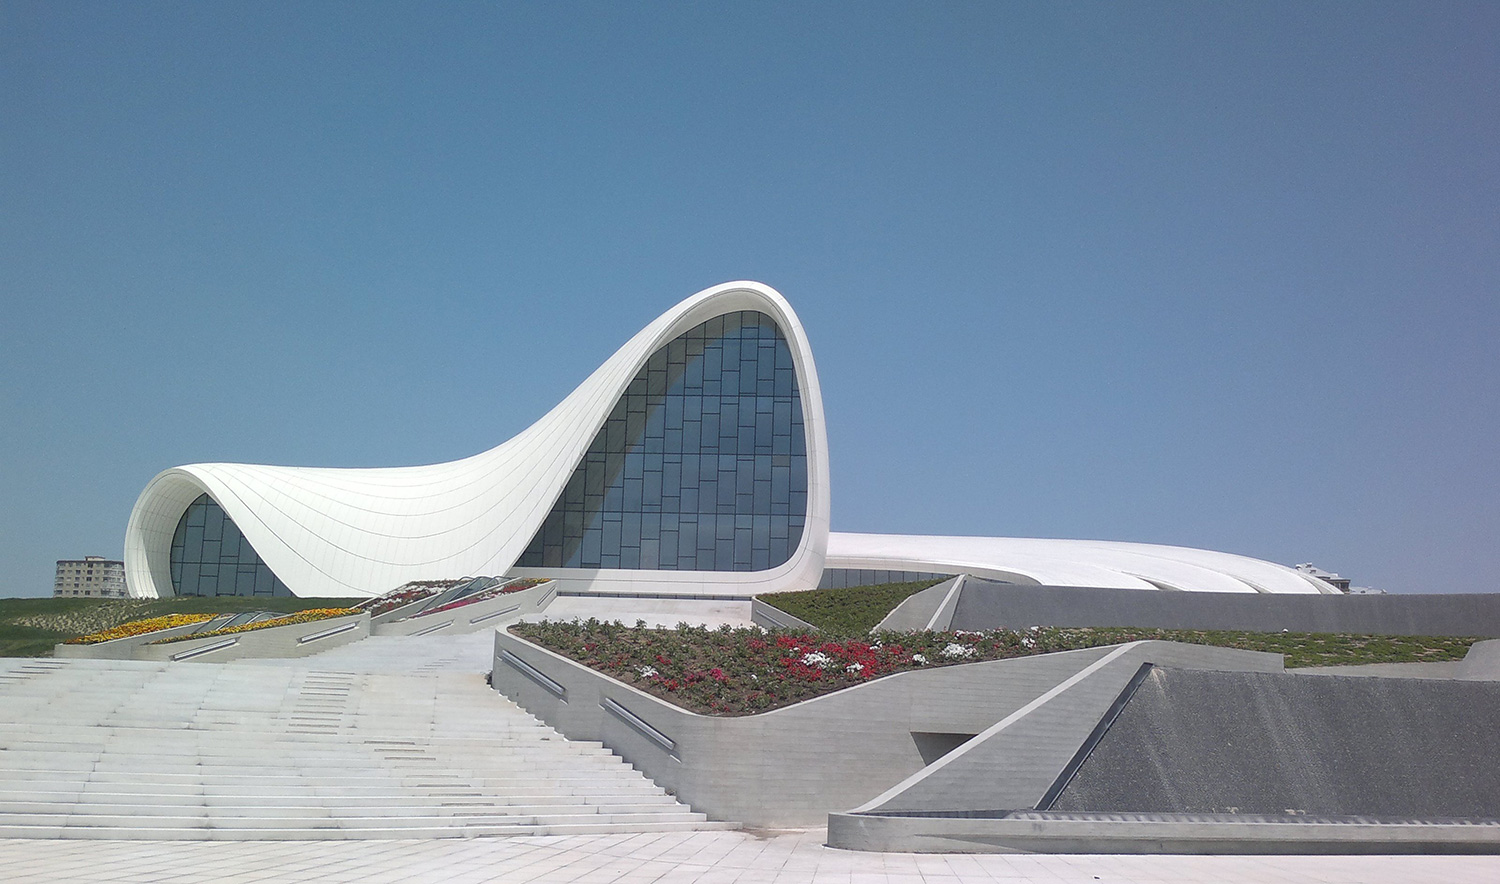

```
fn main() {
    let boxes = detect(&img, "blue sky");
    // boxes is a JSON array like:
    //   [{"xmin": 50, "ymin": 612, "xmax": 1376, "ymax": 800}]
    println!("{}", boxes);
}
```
[{"xmin": 3, "ymin": 2, "xmax": 1497, "ymax": 596}]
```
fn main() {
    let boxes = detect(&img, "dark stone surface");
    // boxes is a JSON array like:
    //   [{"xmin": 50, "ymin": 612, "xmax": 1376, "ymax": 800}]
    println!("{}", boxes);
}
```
[
  {"xmin": 953, "ymin": 580, "xmax": 1500, "ymax": 637},
  {"xmin": 1051, "ymin": 668, "xmax": 1500, "ymax": 818}
]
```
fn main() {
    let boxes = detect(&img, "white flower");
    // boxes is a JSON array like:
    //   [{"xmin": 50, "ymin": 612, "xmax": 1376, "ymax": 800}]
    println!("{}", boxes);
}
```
[
  {"xmin": 845, "ymin": 662, "xmax": 864, "ymax": 673},
  {"xmin": 940, "ymin": 643, "xmax": 976, "ymax": 659},
  {"xmin": 1021, "ymin": 636, "xmax": 1036, "ymax": 649},
  {"xmin": 800, "ymin": 651, "xmax": 834, "ymax": 669},
  {"xmin": 638, "ymin": 665, "xmax": 658, "ymax": 678},
  {"xmin": 912, "ymin": 653, "xmax": 927, "ymax": 665}
]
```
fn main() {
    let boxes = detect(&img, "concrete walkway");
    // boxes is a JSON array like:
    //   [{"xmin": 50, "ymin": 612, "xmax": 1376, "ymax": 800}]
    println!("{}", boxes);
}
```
[{"xmin": 3, "ymin": 829, "xmax": 1497, "ymax": 883}]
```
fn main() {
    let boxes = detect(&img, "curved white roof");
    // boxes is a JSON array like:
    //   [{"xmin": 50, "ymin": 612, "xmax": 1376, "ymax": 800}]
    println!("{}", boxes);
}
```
[
  {"xmin": 826, "ymin": 533, "xmax": 1338, "ymax": 594},
  {"xmin": 125, "ymin": 282, "xmax": 831, "ymax": 598},
  {"xmin": 125, "ymin": 280, "xmax": 1335, "ymax": 599}
]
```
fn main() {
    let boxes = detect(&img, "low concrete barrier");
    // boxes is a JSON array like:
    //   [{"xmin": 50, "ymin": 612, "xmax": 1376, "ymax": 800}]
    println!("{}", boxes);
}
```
[
  {"xmin": 53, "ymin": 621, "xmax": 211, "ymax": 660},
  {"xmin": 954, "ymin": 580, "xmax": 1500, "ymax": 637},
  {"xmin": 374, "ymin": 580, "xmax": 557, "ymax": 637},
  {"xmin": 131, "ymin": 612, "xmax": 370, "ymax": 662},
  {"xmin": 491, "ymin": 629, "xmax": 1280, "ymax": 827},
  {"xmin": 827, "ymin": 811, "xmax": 1500, "ymax": 855}
]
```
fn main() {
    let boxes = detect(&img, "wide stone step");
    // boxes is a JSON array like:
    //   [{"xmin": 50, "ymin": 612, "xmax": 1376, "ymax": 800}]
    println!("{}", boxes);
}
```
[
  {"xmin": 0, "ymin": 798, "xmax": 686, "ymax": 817},
  {"xmin": 0, "ymin": 765, "xmax": 651, "ymax": 786},
  {"xmin": 0, "ymin": 802, "xmax": 703, "ymax": 820},
  {"xmin": 0, "ymin": 789, "xmax": 680, "ymax": 808},
  {"xmin": 0, "ymin": 637, "xmax": 730, "ymax": 840},
  {"xmin": 0, "ymin": 819, "xmax": 739, "ymax": 840},
  {"xmin": 0, "ymin": 810, "xmax": 712, "ymax": 828}
]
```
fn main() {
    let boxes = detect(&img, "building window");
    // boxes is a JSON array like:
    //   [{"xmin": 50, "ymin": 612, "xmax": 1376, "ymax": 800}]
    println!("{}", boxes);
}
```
[
  {"xmin": 517, "ymin": 310, "xmax": 809, "ymax": 572},
  {"xmin": 169, "ymin": 494, "xmax": 291, "ymax": 597}
]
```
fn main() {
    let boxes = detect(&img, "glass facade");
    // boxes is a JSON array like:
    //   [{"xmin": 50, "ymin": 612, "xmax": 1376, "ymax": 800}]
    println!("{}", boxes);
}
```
[
  {"xmin": 170, "ymin": 493, "xmax": 292, "ymax": 597},
  {"xmin": 817, "ymin": 569, "xmax": 953, "ymax": 589},
  {"xmin": 517, "ymin": 310, "xmax": 808, "ymax": 572}
]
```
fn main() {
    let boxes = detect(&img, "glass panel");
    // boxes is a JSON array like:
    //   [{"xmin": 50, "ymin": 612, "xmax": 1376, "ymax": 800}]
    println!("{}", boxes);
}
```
[
  {"xmin": 518, "ymin": 310, "xmax": 809, "ymax": 571},
  {"xmin": 168, "ymin": 494, "xmax": 292, "ymax": 596}
]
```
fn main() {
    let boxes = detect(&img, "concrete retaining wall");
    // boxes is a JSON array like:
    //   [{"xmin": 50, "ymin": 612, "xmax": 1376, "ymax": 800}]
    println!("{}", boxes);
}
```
[
  {"xmin": 491, "ymin": 631, "xmax": 1279, "ymax": 827},
  {"xmin": 132, "ymin": 612, "xmax": 370, "ymax": 662},
  {"xmin": 1050, "ymin": 667, "xmax": 1500, "ymax": 819},
  {"xmin": 954, "ymin": 580, "xmax": 1500, "ymax": 637},
  {"xmin": 850, "ymin": 644, "xmax": 1281, "ymax": 817},
  {"xmin": 748, "ymin": 598, "xmax": 819, "ymax": 632},
  {"xmin": 374, "ymin": 580, "xmax": 557, "ymax": 637},
  {"xmin": 828, "ymin": 640, "xmax": 1500, "ymax": 854},
  {"xmin": 827, "ymin": 812, "xmax": 1500, "ymax": 855},
  {"xmin": 53, "ymin": 621, "xmax": 211, "ymax": 660}
]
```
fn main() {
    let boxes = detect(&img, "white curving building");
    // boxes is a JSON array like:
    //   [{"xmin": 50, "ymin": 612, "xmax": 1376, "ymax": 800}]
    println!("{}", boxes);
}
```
[{"xmin": 123, "ymin": 282, "xmax": 1340, "ymax": 600}]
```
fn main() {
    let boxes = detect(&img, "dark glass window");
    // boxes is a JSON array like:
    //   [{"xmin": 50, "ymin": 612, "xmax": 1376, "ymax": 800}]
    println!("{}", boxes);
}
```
[
  {"xmin": 517, "ymin": 310, "xmax": 808, "ymax": 572},
  {"xmin": 169, "ymin": 494, "xmax": 291, "ymax": 596},
  {"xmin": 817, "ymin": 569, "xmax": 954, "ymax": 589}
]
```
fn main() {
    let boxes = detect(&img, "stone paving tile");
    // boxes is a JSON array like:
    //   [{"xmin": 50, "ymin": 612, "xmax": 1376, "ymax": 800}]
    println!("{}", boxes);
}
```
[{"xmin": 19, "ymin": 832, "xmax": 1500, "ymax": 884}]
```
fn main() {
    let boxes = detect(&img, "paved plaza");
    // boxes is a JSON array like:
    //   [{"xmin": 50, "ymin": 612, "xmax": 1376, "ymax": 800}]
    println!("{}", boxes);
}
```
[
  {"xmin": 5, "ymin": 625, "xmax": 1498, "ymax": 881},
  {"xmin": 4, "ymin": 830, "xmax": 1498, "ymax": 883}
]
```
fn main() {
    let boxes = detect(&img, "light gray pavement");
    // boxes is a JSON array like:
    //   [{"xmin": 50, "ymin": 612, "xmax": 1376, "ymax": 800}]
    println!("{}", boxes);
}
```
[
  {"xmin": 537, "ymin": 596, "xmax": 755, "ymax": 629},
  {"xmin": 7, "ymin": 631, "xmax": 1499, "ymax": 880},
  {"xmin": 2, "ymin": 829, "xmax": 1498, "ymax": 883},
  {"xmin": 228, "ymin": 627, "xmax": 498, "ymax": 673}
]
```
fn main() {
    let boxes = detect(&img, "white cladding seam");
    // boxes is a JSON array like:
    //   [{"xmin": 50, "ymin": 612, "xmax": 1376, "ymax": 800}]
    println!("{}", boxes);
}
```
[
  {"xmin": 124, "ymin": 282, "xmax": 832, "ymax": 599},
  {"xmin": 824, "ymin": 533, "xmax": 1339, "ymax": 594}
]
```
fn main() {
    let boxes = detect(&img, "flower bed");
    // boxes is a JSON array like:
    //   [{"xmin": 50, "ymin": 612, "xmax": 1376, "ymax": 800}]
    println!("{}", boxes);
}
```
[
  {"xmin": 64, "ymin": 614, "xmax": 216, "ymax": 645},
  {"xmin": 146, "ymin": 608, "xmax": 356, "ymax": 644},
  {"xmin": 413, "ymin": 578, "xmax": 548, "ymax": 618},
  {"xmin": 355, "ymin": 581, "xmax": 460, "ymax": 616},
  {"xmin": 509, "ymin": 620, "xmax": 1483, "ymax": 716}
]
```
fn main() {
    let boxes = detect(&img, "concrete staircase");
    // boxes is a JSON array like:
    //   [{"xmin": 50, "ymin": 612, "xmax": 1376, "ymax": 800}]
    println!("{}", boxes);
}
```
[{"xmin": 0, "ymin": 656, "xmax": 732, "ymax": 840}]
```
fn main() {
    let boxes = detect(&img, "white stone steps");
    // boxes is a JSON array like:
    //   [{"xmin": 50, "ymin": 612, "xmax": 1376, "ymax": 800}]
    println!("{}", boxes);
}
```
[
  {"xmin": 0, "ymin": 769, "xmax": 650, "ymax": 787},
  {"xmin": 0, "ymin": 818, "xmax": 738, "ymax": 841},
  {"xmin": 0, "ymin": 636, "xmax": 729, "ymax": 840},
  {"xmin": 0, "ymin": 795, "xmax": 684, "ymax": 814},
  {"xmin": 0, "ymin": 804, "xmax": 710, "ymax": 823}
]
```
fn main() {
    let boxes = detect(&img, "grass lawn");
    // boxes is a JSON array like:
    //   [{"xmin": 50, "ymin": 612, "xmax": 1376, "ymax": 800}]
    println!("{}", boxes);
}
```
[
  {"xmin": 0, "ymin": 596, "xmax": 367, "ymax": 658},
  {"xmin": 756, "ymin": 579, "xmax": 946, "ymax": 633}
]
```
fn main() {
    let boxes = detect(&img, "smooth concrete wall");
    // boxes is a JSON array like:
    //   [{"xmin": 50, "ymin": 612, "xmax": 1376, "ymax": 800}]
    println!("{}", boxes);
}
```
[
  {"xmin": 1050, "ymin": 667, "xmax": 1500, "ymax": 818},
  {"xmin": 953, "ymin": 580, "xmax": 1500, "ymax": 637},
  {"xmin": 491, "ymin": 632, "xmax": 1276, "ymax": 828},
  {"xmin": 53, "ymin": 621, "xmax": 209, "ymax": 660},
  {"xmin": 373, "ymin": 580, "xmax": 556, "ymax": 637},
  {"xmin": 132, "ymin": 612, "xmax": 370, "ymax": 662},
  {"xmin": 853, "ymin": 644, "xmax": 1282, "ymax": 817},
  {"xmin": 875, "ymin": 576, "xmax": 964, "ymax": 632},
  {"xmin": 826, "ymin": 812, "xmax": 1500, "ymax": 855}
]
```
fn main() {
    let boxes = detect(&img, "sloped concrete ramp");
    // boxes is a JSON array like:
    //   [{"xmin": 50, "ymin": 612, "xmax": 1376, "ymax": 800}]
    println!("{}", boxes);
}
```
[
  {"xmin": 1052, "ymin": 668, "xmax": 1500, "ymax": 818},
  {"xmin": 830, "ymin": 664, "xmax": 1500, "ymax": 853}
]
